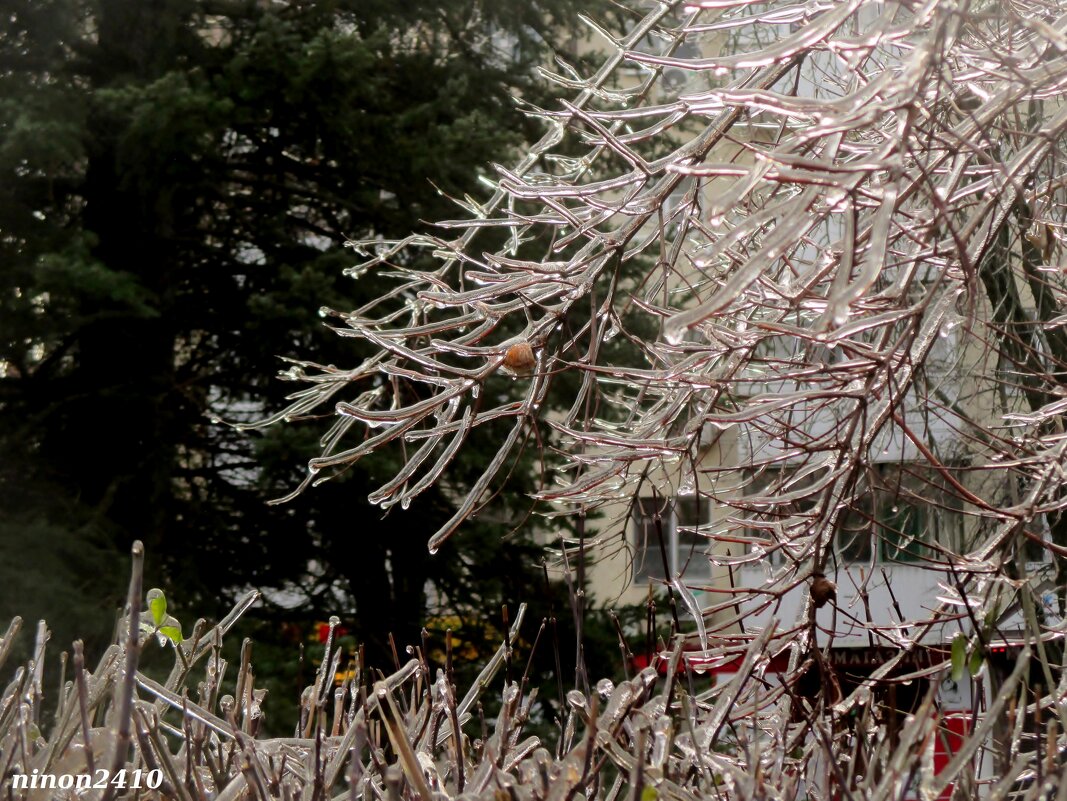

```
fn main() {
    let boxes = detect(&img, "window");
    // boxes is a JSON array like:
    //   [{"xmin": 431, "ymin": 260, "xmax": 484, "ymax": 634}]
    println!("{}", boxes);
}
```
[
  {"xmin": 740, "ymin": 464, "xmax": 962, "ymax": 566},
  {"xmin": 836, "ymin": 494, "xmax": 874, "ymax": 562},
  {"xmin": 740, "ymin": 334, "xmax": 848, "ymax": 396},
  {"xmin": 740, "ymin": 466, "xmax": 826, "ymax": 563},
  {"xmin": 832, "ymin": 464, "xmax": 962, "ymax": 565},
  {"xmin": 631, "ymin": 496, "xmax": 711, "ymax": 583},
  {"xmin": 1022, "ymin": 516, "xmax": 1052, "ymax": 568},
  {"xmin": 878, "ymin": 496, "xmax": 929, "ymax": 562}
]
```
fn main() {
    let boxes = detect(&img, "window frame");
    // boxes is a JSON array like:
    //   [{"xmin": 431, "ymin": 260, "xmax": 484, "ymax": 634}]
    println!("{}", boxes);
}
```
[
  {"xmin": 837, "ymin": 463, "xmax": 963, "ymax": 566},
  {"xmin": 631, "ymin": 495, "xmax": 712, "ymax": 584},
  {"xmin": 740, "ymin": 463, "xmax": 963, "ymax": 567}
]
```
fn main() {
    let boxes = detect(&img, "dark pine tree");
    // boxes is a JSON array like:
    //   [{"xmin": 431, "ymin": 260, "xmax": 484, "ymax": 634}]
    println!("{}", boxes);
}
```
[{"xmin": 0, "ymin": 0, "xmax": 623, "ymax": 718}]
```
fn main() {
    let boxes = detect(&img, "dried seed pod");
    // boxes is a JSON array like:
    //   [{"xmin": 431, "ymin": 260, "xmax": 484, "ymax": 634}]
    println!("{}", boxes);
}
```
[
  {"xmin": 502, "ymin": 342, "xmax": 536, "ymax": 376},
  {"xmin": 810, "ymin": 572, "xmax": 836, "ymax": 609}
]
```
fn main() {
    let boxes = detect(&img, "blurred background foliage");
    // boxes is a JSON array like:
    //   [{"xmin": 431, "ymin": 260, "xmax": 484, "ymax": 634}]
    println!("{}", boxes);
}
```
[{"xmin": 0, "ymin": 0, "xmax": 634, "ymax": 732}]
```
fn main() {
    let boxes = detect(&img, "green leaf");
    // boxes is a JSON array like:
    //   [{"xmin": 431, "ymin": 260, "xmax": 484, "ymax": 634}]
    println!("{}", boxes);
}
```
[
  {"xmin": 641, "ymin": 787, "xmax": 658, "ymax": 801},
  {"xmin": 968, "ymin": 644, "xmax": 984, "ymax": 677},
  {"xmin": 156, "ymin": 613, "xmax": 183, "ymax": 645},
  {"xmin": 950, "ymin": 633, "xmax": 967, "ymax": 682},
  {"xmin": 147, "ymin": 588, "xmax": 166, "ymax": 627},
  {"xmin": 158, "ymin": 625, "xmax": 183, "ymax": 645}
]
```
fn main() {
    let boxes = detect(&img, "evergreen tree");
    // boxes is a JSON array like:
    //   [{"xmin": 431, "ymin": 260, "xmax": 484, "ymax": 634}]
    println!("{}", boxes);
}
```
[{"xmin": 0, "ymin": 0, "xmax": 611, "ymax": 686}]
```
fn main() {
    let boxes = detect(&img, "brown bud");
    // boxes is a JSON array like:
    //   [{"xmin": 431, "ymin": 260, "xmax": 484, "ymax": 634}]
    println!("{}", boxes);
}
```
[
  {"xmin": 502, "ymin": 342, "xmax": 536, "ymax": 376},
  {"xmin": 810, "ymin": 572, "xmax": 836, "ymax": 609}
]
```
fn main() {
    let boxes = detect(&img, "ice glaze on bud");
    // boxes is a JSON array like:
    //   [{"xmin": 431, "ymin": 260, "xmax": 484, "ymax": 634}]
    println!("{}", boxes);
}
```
[
  {"xmin": 502, "ymin": 342, "xmax": 536, "ymax": 376},
  {"xmin": 810, "ymin": 572, "xmax": 836, "ymax": 609}
]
